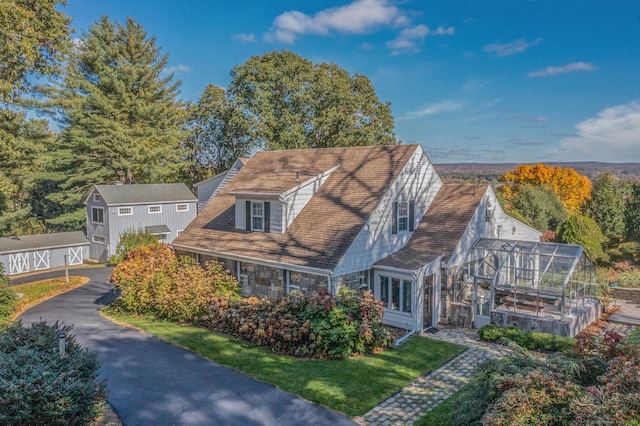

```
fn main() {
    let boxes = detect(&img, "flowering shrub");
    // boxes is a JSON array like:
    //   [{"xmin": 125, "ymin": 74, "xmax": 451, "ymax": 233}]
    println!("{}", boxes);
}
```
[
  {"xmin": 206, "ymin": 288, "xmax": 391, "ymax": 359},
  {"xmin": 110, "ymin": 244, "xmax": 239, "ymax": 323}
]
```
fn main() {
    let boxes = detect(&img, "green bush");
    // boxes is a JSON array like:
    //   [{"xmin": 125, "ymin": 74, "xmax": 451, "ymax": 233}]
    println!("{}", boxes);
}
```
[
  {"xmin": 0, "ymin": 321, "xmax": 107, "ymax": 425},
  {"xmin": 206, "ymin": 288, "xmax": 391, "ymax": 359},
  {"xmin": 479, "ymin": 325, "xmax": 575, "ymax": 352},
  {"xmin": 0, "ymin": 265, "xmax": 17, "ymax": 330},
  {"xmin": 108, "ymin": 229, "xmax": 159, "ymax": 264}
]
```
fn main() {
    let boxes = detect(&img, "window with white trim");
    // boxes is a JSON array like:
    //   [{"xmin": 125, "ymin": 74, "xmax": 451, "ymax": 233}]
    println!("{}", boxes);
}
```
[
  {"xmin": 379, "ymin": 274, "xmax": 412, "ymax": 314},
  {"xmin": 176, "ymin": 203, "xmax": 189, "ymax": 212},
  {"xmin": 93, "ymin": 235, "xmax": 106, "ymax": 243},
  {"xmin": 148, "ymin": 205, "xmax": 162, "ymax": 214},
  {"xmin": 251, "ymin": 202, "xmax": 263, "ymax": 231},
  {"xmin": 118, "ymin": 207, "xmax": 133, "ymax": 216},
  {"xmin": 93, "ymin": 193, "xmax": 101, "ymax": 202},
  {"xmin": 91, "ymin": 207, "xmax": 104, "ymax": 224},
  {"xmin": 398, "ymin": 202, "xmax": 408, "ymax": 232}
]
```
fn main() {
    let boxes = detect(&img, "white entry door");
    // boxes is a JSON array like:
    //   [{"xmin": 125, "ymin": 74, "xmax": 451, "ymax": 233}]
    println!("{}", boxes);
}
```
[
  {"xmin": 33, "ymin": 250, "xmax": 50, "ymax": 270},
  {"xmin": 8, "ymin": 253, "xmax": 30, "ymax": 275},
  {"xmin": 68, "ymin": 247, "xmax": 83, "ymax": 265}
]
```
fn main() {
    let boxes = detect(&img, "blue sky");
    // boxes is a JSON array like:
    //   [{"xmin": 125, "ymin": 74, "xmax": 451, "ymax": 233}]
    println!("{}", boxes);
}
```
[{"xmin": 62, "ymin": 0, "xmax": 640, "ymax": 164}]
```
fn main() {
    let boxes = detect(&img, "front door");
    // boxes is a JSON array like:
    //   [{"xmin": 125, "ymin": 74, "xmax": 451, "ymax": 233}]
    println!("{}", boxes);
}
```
[
  {"xmin": 473, "ymin": 277, "xmax": 492, "ymax": 328},
  {"xmin": 423, "ymin": 275, "xmax": 434, "ymax": 329}
]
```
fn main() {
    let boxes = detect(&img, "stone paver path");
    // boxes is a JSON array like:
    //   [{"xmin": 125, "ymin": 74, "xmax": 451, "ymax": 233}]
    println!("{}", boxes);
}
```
[{"xmin": 356, "ymin": 327, "xmax": 512, "ymax": 426}]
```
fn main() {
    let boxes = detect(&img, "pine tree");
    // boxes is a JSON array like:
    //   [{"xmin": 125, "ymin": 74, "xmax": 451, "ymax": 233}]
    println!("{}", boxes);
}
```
[{"xmin": 48, "ymin": 16, "xmax": 187, "ymax": 230}]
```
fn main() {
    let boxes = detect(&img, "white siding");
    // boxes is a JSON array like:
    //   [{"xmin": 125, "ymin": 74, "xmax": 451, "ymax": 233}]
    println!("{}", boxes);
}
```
[
  {"xmin": 283, "ymin": 171, "xmax": 333, "ymax": 229},
  {"xmin": 447, "ymin": 187, "xmax": 542, "ymax": 267},
  {"xmin": 196, "ymin": 172, "xmax": 227, "ymax": 211},
  {"xmin": 333, "ymin": 147, "xmax": 443, "ymax": 277}
]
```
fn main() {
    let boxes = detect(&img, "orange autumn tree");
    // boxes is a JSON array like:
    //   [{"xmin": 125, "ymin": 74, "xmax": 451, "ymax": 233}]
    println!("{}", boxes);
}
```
[{"xmin": 498, "ymin": 164, "xmax": 591, "ymax": 212}]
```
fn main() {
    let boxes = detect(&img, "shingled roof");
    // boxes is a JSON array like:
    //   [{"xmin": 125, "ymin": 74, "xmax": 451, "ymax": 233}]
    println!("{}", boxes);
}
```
[
  {"xmin": 88, "ymin": 184, "xmax": 196, "ymax": 206},
  {"xmin": 375, "ymin": 184, "xmax": 489, "ymax": 271},
  {"xmin": 0, "ymin": 232, "xmax": 89, "ymax": 254},
  {"xmin": 173, "ymin": 144, "xmax": 419, "ymax": 271}
]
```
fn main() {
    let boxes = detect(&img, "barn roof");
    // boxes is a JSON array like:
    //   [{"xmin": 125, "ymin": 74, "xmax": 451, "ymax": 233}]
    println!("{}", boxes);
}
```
[{"xmin": 0, "ymin": 232, "xmax": 89, "ymax": 255}]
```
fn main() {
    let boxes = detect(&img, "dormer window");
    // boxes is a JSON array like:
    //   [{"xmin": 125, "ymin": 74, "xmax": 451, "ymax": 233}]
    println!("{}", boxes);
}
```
[
  {"xmin": 252, "ymin": 202, "xmax": 264, "ymax": 231},
  {"xmin": 244, "ymin": 200, "xmax": 270, "ymax": 233},
  {"xmin": 392, "ymin": 200, "xmax": 415, "ymax": 234}
]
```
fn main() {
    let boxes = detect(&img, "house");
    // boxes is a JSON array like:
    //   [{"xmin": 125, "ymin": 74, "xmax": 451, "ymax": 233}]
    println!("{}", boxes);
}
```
[
  {"xmin": 85, "ymin": 184, "xmax": 197, "ymax": 262},
  {"xmin": 173, "ymin": 144, "xmax": 599, "ymax": 336},
  {"xmin": 193, "ymin": 159, "xmax": 246, "ymax": 212},
  {"xmin": 0, "ymin": 232, "xmax": 89, "ymax": 275}
]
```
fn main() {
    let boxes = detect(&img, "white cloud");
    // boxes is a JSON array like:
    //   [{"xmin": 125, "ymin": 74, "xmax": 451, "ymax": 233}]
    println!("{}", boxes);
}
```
[
  {"xmin": 164, "ymin": 64, "xmax": 192, "ymax": 74},
  {"xmin": 266, "ymin": 0, "xmax": 407, "ymax": 43},
  {"xmin": 387, "ymin": 24, "xmax": 454, "ymax": 55},
  {"xmin": 560, "ymin": 101, "xmax": 640, "ymax": 161},
  {"xmin": 234, "ymin": 33, "xmax": 256, "ymax": 43},
  {"xmin": 483, "ymin": 37, "xmax": 542, "ymax": 56},
  {"xmin": 405, "ymin": 100, "xmax": 464, "ymax": 118},
  {"xmin": 528, "ymin": 61, "xmax": 597, "ymax": 77}
]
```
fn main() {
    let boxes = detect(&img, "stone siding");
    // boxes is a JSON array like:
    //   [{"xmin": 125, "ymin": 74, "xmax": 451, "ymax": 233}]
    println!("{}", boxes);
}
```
[{"xmin": 612, "ymin": 287, "xmax": 640, "ymax": 304}]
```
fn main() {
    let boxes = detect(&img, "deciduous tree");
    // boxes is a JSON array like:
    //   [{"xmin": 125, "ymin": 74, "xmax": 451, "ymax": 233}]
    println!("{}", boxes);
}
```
[
  {"xmin": 228, "ymin": 50, "xmax": 398, "ymax": 150},
  {"xmin": 499, "ymin": 163, "xmax": 591, "ymax": 212},
  {"xmin": 625, "ymin": 183, "xmax": 640, "ymax": 242},
  {"xmin": 182, "ymin": 84, "xmax": 255, "ymax": 183}
]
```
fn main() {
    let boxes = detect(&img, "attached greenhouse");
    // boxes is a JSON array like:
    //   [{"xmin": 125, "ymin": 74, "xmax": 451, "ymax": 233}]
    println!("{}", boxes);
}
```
[{"xmin": 453, "ymin": 238, "xmax": 599, "ymax": 337}]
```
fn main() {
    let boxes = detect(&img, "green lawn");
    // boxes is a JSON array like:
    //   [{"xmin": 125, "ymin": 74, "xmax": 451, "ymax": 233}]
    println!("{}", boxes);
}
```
[
  {"xmin": 102, "ymin": 308, "xmax": 466, "ymax": 416},
  {"xmin": 413, "ymin": 388, "xmax": 461, "ymax": 426}
]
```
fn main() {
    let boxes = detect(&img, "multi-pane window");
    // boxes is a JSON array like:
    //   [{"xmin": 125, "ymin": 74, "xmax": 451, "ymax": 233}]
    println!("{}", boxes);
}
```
[
  {"xmin": 93, "ymin": 193, "xmax": 101, "ymax": 202},
  {"xmin": 379, "ymin": 274, "xmax": 412, "ymax": 314},
  {"xmin": 118, "ymin": 207, "xmax": 132, "ymax": 216},
  {"xmin": 398, "ymin": 202, "xmax": 408, "ymax": 231},
  {"xmin": 176, "ymin": 204, "xmax": 189, "ymax": 212},
  {"xmin": 251, "ymin": 202, "xmax": 263, "ymax": 231},
  {"xmin": 92, "ymin": 235, "xmax": 105, "ymax": 243},
  {"xmin": 148, "ymin": 205, "xmax": 161, "ymax": 214},
  {"xmin": 92, "ymin": 207, "xmax": 104, "ymax": 224}
]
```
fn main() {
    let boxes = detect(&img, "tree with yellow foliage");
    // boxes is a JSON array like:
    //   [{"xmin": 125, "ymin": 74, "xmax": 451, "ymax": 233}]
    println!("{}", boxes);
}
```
[{"xmin": 498, "ymin": 164, "xmax": 591, "ymax": 212}]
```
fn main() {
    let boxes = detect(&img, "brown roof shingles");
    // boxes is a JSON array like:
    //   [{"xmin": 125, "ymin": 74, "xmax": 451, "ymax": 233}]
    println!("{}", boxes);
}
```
[
  {"xmin": 173, "ymin": 145, "xmax": 419, "ymax": 271},
  {"xmin": 375, "ymin": 184, "xmax": 488, "ymax": 271}
]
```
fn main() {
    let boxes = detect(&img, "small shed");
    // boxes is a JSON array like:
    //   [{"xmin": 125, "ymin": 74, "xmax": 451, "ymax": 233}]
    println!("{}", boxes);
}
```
[{"xmin": 0, "ymin": 232, "xmax": 90, "ymax": 276}]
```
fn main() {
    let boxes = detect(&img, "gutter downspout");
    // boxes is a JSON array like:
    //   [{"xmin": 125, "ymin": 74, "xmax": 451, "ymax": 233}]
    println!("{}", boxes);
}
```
[{"xmin": 393, "ymin": 271, "xmax": 419, "ymax": 347}]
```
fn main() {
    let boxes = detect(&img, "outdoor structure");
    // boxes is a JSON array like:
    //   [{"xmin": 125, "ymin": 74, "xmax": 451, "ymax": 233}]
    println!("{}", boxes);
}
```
[
  {"xmin": 0, "ymin": 232, "xmax": 89, "ymax": 275},
  {"xmin": 173, "ymin": 144, "xmax": 597, "ymax": 336},
  {"xmin": 86, "ymin": 183, "xmax": 197, "ymax": 262},
  {"xmin": 450, "ymin": 239, "xmax": 599, "ymax": 337}
]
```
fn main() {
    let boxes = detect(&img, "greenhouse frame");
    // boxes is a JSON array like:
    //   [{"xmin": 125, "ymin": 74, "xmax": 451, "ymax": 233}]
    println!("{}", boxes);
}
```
[{"xmin": 454, "ymin": 238, "xmax": 600, "ymax": 337}]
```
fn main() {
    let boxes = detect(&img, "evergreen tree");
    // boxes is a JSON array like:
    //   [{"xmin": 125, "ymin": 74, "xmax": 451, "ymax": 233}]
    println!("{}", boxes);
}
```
[
  {"xmin": 511, "ymin": 185, "xmax": 568, "ymax": 232},
  {"xmin": 583, "ymin": 173, "xmax": 625, "ymax": 241},
  {"xmin": 557, "ymin": 214, "xmax": 608, "ymax": 264},
  {"xmin": 48, "ymin": 16, "xmax": 187, "ymax": 230},
  {"xmin": 625, "ymin": 183, "xmax": 640, "ymax": 242},
  {"xmin": 228, "ymin": 50, "xmax": 398, "ymax": 150}
]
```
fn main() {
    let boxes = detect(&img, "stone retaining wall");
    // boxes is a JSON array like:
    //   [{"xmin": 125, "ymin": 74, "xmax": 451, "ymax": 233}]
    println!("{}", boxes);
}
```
[{"xmin": 612, "ymin": 287, "xmax": 640, "ymax": 304}]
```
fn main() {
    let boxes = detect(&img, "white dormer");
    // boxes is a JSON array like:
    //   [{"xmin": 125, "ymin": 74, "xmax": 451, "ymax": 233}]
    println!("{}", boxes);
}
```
[{"xmin": 229, "ymin": 165, "xmax": 339, "ymax": 233}]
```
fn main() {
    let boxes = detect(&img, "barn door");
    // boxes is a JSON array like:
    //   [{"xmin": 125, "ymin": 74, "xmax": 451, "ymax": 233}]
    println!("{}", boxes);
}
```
[
  {"xmin": 68, "ymin": 247, "xmax": 83, "ymax": 265},
  {"xmin": 8, "ymin": 253, "xmax": 30, "ymax": 275},
  {"xmin": 33, "ymin": 250, "xmax": 50, "ymax": 270}
]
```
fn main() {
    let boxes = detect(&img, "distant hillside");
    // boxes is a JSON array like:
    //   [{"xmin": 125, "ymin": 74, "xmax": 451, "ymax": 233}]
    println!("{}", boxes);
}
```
[{"xmin": 434, "ymin": 162, "xmax": 640, "ymax": 183}]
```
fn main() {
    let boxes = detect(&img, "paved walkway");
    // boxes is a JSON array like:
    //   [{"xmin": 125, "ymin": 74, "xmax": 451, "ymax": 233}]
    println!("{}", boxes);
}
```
[
  {"xmin": 356, "ymin": 327, "xmax": 513, "ymax": 426},
  {"xmin": 17, "ymin": 268, "xmax": 356, "ymax": 426}
]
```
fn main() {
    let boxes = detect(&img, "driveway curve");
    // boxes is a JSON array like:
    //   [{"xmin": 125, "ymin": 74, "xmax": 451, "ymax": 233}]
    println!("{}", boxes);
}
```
[{"xmin": 16, "ymin": 268, "xmax": 356, "ymax": 426}]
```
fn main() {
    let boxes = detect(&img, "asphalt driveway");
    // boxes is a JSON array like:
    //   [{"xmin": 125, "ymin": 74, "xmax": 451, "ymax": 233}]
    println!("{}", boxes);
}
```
[{"xmin": 16, "ymin": 268, "xmax": 356, "ymax": 426}]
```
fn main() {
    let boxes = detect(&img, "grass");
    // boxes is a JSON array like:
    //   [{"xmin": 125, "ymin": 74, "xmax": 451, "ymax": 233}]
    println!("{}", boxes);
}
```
[
  {"xmin": 628, "ymin": 327, "xmax": 640, "ymax": 345},
  {"xmin": 102, "ymin": 308, "xmax": 466, "ymax": 417},
  {"xmin": 10, "ymin": 276, "xmax": 90, "ymax": 319}
]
